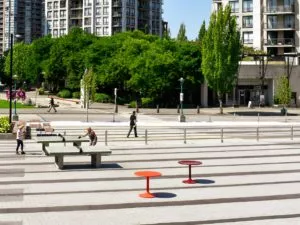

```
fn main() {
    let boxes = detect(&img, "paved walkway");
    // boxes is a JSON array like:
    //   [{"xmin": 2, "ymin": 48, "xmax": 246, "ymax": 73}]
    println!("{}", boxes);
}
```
[{"xmin": 1, "ymin": 138, "xmax": 300, "ymax": 224}]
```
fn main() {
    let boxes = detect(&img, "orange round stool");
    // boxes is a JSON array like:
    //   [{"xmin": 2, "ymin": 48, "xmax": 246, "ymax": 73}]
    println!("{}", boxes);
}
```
[{"xmin": 135, "ymin": 171, "xmax": 161, "ymax": 198}]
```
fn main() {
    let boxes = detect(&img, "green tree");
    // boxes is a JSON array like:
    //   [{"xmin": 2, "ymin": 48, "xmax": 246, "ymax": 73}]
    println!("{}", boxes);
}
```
[
  {"xmin": 177, "ymin": 23, "xmax": 188, "ymax": 41},
  {"xmin": 275, "ymin": 75, "xmax": 291, "ymax": 113},
  {"xmin": 201, "ymin": 5, "xmax": 241, "ymax": 114},
  {"xmin": 197, "ymin": 21, "xmax": 206, "ymax": 43}
]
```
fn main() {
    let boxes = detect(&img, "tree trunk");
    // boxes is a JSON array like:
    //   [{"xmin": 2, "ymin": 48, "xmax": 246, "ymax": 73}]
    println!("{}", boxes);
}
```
[{"xmin": 218, "ymin": 94, "xmax": 223, "ymax": 114}]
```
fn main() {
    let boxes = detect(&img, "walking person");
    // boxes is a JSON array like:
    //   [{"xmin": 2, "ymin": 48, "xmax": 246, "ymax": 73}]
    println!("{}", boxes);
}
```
[
  {"xmin": 16, "ymin": 124, "xmax": 25, "ymax": 155},
  {"xmin": 127, "ymin": 111, "xmax": 138, "ymax": 138},
  {"xmin": 48, "ymin": 97, "xmax": 57, "ymax": 112},
  {"xmin": 78, "ymin": 127, "xmax": 97, "ymax": 146}
]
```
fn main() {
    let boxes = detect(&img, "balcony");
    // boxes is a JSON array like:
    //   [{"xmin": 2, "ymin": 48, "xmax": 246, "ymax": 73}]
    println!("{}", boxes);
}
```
[
  {"xmin": 264, "ymin": 5, "xmax": 295, "ymax": 14},
  {"xmin": 264, "ymin": 38, "xmax": 294, "ymax": 46},
  {"xmin": 243, "ymin": 7, "xmax": 253, "ymax": 13},
  {"xmin": 264, "ymin": 22, "xmax": 295, "ymax": 30}
]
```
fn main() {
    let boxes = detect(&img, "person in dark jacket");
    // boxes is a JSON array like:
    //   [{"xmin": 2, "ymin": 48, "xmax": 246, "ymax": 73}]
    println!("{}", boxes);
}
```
[
  {"xmin": 48, "ymin": 97, "xmax": 57, "ymax": 112},
  {"xmin": 127, "ymin": 111, "xmax": 138, "ymax": 138},
  {"xmin": 79, "ymin": 127, "xmax": 97, "ymax": 146}
]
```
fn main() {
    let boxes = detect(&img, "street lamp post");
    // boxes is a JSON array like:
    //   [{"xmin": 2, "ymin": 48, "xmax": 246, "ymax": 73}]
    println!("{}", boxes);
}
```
[
  {"xmin": 12, "ymin": 74, "xmax": 18, "ymax": 121},
  {"xmin": 178, "ymin": 77, "xmax": 186, "ymax": 122},
  {"xmin": 9, "ymin": 33, "xmax": 13, "ymax": 124}
]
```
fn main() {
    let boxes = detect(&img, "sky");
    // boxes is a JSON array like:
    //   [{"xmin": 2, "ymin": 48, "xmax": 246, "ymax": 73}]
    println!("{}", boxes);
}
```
[{"xmin": 163, "ymin": 0, "xmax": 211, "ymax": 40}]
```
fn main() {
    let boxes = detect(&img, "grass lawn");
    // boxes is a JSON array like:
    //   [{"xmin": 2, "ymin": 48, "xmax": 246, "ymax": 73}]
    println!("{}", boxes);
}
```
[{"xmin": 0, "ymin": 99, "xmax": 34, "ymax": 108}]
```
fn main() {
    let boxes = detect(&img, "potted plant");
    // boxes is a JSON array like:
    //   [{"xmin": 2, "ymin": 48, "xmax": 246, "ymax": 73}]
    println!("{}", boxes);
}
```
[{"xmin": 275, "ymin": 76, "xmax": 291, "ymax": 115}]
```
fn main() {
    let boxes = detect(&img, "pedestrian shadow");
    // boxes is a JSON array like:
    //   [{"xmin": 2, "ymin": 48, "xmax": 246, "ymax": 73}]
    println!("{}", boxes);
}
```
[
  {"xmin": 153, "ymin": 192, "xmax": 177, "ymax": 198},
  {"xmin": 194, "ymin": 179, "xmax": 215, "ymax": 184}
]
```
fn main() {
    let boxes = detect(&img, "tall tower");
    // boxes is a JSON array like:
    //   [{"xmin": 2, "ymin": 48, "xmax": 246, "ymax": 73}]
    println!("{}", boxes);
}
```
[
  {"xmin": 212, "ymin": 0, "xmax": 298, "ymax": 56},
  {"xmin": 45, "ymin": 0, "xmax": 163, "ymax": 38}
]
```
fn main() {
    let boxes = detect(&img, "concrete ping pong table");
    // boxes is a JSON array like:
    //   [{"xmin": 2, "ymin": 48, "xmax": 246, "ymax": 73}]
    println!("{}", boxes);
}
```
[
  {"xmin": 35, "ymin": 135, "xmax": 90, "ymax": 153},
  {"xmin": 35, "ymin": 135, "xmax": 112, "ymax": 169}
]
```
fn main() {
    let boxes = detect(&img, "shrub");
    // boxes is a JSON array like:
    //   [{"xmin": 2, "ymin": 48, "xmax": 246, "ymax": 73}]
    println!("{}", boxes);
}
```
[
  {"xmin": 72, "ymin": 92, "xmax": 80, "ymax": 99},
  {"xmin": 57, "ymin": 89, "xmax": 71, "ymax": 98},
  {"xmin": 141, "ymin": 97, "xmax": 154, "ymax": 108},
  {"xmin": 38, "ymin": 87, "xmax": 45, "ymax": 95},
  {"xmin": 0, "ymin": 116, "xmax": 10, "ymax": 133},
  {"xmin": 129, "ymin": 101, "xmax": 136, "ymax": 108},
  {"xmin": 94, "ymin": 93, "xmax": 111, "ymax": 103}
]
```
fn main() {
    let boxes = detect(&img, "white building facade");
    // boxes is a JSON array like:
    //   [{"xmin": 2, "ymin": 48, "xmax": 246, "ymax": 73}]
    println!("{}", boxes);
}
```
[
  {"xmin": 45, "ymin": 0, "xmax": 163, "ymax": 38},
  {"xmin": 203, "ymin": 0, "xmax": 300, "ymax": 107}
]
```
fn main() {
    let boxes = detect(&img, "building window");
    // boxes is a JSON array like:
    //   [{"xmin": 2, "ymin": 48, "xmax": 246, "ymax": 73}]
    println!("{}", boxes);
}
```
[
  {"xmin": 229, "ymin": 1, "xmax": 239, "ymax": 13},
  {"xmin": 60, "ymin": 29, "xmax": 67, "ymax": 36},
  {"xmin": 53, "ymin": 11, "xmax": 58, "ymax": 18},
  {"xmin": 84, "ymin": 0, "xmax": 92, "ymax": 6},
  {"xmin": 85, "ymin": 8, "xmax": 92, "ymax": 16},
  {"xmin": 96, "ymin": 7, "xmax": 101, "ymax": 15},
  {"xmin": 84, "ymin": 27, "xmax": 92, "ymax": 33},
  {"xmin": 53, "ymin": 20, "xmax": 58, "ymax": 28},
  {"xmin": 47, "ymin": 11, "xmax": 52, "ymax": 18},
  {"xmin": 53, "ymin": 29, "xmax": 58, "ymax": 37},
  {"xmin": 47, "ymin": 2, "xmax": 52, "ymax": 10},
  {"xmin": 243, "ymin": 32, "xmax": 253, "ymax": 44},
  {"xmin": 96, "ymin": 27, "xmax": 102, "ymax": 35},
  {"xmin": 85, "ymin": 18, "xmax": 91, "ymax": 25},
  {"xmin": 96, "ymin": 17, "xmax": 102, "ymax": 25},
  {"xmin": 103, "ymin": 7, "xmax": 109, "ymax": 15},
  {"xmin": 103, "ymin": 0, "xmax": 109, "ymax": 5},
  {"xmin": 60, "ymin": 19, "xmax": 66, "ymax": 27},
  {"xmin": 103, "ymin": 17, "xmax": 108, "ymax": 25},
  {"xmin": 243, "ymin": 0, "xmax": 253, "ymax": 12},
  {"xmin": 243, "ymin": 16, "xmax": 253, "ymax": 28},
  {"xmin": 54, "ymin": 1, "xmax": 59, "ymax": 9},
  {"xmin": 60, "ymin": 10, "xmax": 66, "ymax": 17},
  {"xmin": 103, "ymin": 27, "xmax": 109, "ymax": 35}
]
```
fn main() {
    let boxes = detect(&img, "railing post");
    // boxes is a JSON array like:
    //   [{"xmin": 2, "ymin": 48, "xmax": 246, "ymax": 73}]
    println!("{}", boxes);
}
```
[
  {"xmin": 208, "ymin": 116, "xmax": 212, "ymax": 122},
  {"xmin": 233, "ymin": 112, "xmax": 236, "ymax": 120},
  {"xmin": 145, "ymin": 129, "xmax": 148, "ymax": 145},
  {"xmin": 64, "ymin": 130, "xmax": 66, "ymax": 136},
  {"xmin": 105, "ymin": 130, "xmax": 108, "ymax": 146},
  {"xmin": 257, "ymin": 113, "xmax": 260, "ymax": 123},
  {"xmin": 156, "ymin": 105, "xmax": 159, "ymax": 114},
  {"xmin": 177, "ymin": 105, "xmax": 180, "ymax": 114},
  {"xmin": 285, "ymin": 111, "xmax": 288, "ymax": 122},
  {"xmin": 221, "ymin": 128, "xmax": 223, "ymax": 143},
  {"xmin": 256, "ymin": 127, "xmax": 259, "ymax": 142},
  {"xmin": 291, "ymin": 125, "xmax": 294, "ymax": 140},
  {"xmin": 197, "ymin": 105, "xmax": 200, "ymax": 114},
  {"xmin": 184, "ymin": 128, "xmax": 186, "ymax": 144}
]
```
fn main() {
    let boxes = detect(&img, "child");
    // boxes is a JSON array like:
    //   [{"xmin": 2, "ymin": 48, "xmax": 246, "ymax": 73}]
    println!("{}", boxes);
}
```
[{"xmin": 16, "ymin": 124, "xmax": 26, "ymax": 155}]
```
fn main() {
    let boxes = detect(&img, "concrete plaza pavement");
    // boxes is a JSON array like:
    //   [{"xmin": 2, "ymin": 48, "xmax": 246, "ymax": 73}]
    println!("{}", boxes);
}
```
[{"xmin": 1, "ymin": 94, "xmax": 300, "ymax": 224}]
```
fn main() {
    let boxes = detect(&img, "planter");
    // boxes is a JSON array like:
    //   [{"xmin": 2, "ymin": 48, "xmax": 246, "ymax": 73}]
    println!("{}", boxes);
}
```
[{"xmin": 0, "ymin": 133, "xmax": 15, "ymax": 140}]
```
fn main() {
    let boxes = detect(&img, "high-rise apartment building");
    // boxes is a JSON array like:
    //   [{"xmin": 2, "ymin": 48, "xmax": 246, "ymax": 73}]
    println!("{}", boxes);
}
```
[
  {"xmin": 45, "ymin": 0, "xmax": 163, "ymax": 38},
  {"xmin": 0, "ymin": 0, "xmax": 43, "ymax": 55},
  {"xmin": 212, "ymin": 0, "xmax": 298, "ymax": 57},
  {"xmin": 200, "ymin": 0, "xmax": 300, "ymax": 107}
]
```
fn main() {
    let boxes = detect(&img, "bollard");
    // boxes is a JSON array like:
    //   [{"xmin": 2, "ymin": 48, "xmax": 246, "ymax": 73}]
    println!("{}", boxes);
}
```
[
  {"xmin": 208, "ymin": 116, "xmax": 212, "ymax": 122},
  {"xmin": 156, "ymin": 105, "xmax": 159, "ymax": 114},
  {"xmin": 256, "ymin": 127, "xmax": 259, "ymax": 142},
  {"xmin": 145, "ymin": 129, "xmax": 148, "ymax": 145},
  {"xmin": 221, "ymin": 128, "xmax": 224, "ymax": 143},
  {"xmin": 184, "ymin": 128, "xmax": 186, "ymax": 144},
  {"xmin": 257, "ymin": 113, "xmax": 260, "ymax": 122},
  {"xmin": 197, "ymin": 105, "xmax": 200, "ymax": 114},
  {"xmin": 177, "ymin": 105, "xmax": 180, "ymax": 114},
  {"xmin": 105, "ymin": 130, "xmax": 108, "ymax": 146},
  {"xmin": 291, "ymin": 126, "xmax": 294, "ymax": 140}
]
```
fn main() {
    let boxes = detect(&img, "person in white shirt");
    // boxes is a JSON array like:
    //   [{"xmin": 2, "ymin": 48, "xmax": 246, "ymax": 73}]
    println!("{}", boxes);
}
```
[{"xmin": 16, "ymin": 124, "xmax": 25, "ymax": 155}]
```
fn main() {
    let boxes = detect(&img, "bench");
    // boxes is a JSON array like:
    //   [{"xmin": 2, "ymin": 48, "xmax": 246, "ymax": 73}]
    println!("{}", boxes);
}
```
[
  {"xmin": 44, "ymin": 145, "xmax": 112, "ymax": 169},
  {"xmin": 35, "ymin": 135, "xmax": 90, "ymax": 153}
]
